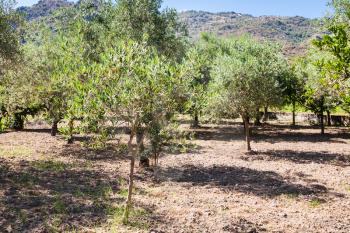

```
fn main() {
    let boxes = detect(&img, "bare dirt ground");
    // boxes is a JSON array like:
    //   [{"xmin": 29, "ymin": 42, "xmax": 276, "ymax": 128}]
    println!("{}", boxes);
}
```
[{"xmin": 0, "ymin": 122, "xmax": 349, "ymax": 233}]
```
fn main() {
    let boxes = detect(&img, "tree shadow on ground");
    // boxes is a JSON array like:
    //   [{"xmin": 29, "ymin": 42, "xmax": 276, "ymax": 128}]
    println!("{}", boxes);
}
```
[
  {"xmin": 0, "ymin": 158, "xmax": 152, "ymax": 232},
  {"xmin": 159, "ymin": 165, "xmax": 328, "ymax": 198},
  {"xmin": 19, "ymin": 128, "xmax": 52, "ymax": 134},
  {"xmin": 247, "ymin": 150, "xmax": 350, "ymax": 167},
  {"xmin": 59, "ymin": 143, "xmax": 129, "ymax": 162},
  {"xmin": 190, "ymin": 124, "xmax": 349, "ymax": 144},
  {"xmin": 254, "ymin": 131, "xmax": 349, "ymax": 144},
  {"xmin": 191, "ymin": 126, "xmax": 245, "ymax": 141}
]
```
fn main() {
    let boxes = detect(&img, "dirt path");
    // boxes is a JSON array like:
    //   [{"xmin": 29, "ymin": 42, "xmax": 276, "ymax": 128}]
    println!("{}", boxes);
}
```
[{"xmin": 0, "ymin": 124, "xmax": 349, "ymax": 232}]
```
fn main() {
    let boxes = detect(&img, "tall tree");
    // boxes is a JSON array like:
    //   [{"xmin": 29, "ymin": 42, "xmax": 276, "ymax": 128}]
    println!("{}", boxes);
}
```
[
  {"xmin": 294, "ymin": 51, "xmax": 337, "ymax": 134},
  {"xmin": 78, "ymin": 40, "xmax": 186, "ymax": 224},
  {"xmin": 182, "ymin": 34, "xmax": 219, "ymax": 127},
  {"xmin": 0, "ymin": 0, "xmax": 21, "ymax": 70},
  {"xmin": 114, "ymin": 0, "xmax": 188, "ymax": 60},
  {"xmin": 0, "ymin": 0, "xmax": 22, "ymax": 127},
  {"xmin": 208, "ymin": 36, "xmax": 286, "ymax": 151},
  {"xmin": 312, "ymin": 0, "xmax": 350, "ymax": 118}
]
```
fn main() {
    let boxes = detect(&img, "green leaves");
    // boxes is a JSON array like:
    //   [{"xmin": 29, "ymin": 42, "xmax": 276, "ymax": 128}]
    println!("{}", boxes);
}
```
[{"xmin": 208, "ymin": 36, "xmax": 287, "ymax": 119}]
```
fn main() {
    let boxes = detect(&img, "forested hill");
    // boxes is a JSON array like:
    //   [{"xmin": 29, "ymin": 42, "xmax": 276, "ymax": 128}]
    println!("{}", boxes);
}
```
[
  {"xmin": 17, "ymin": 1, "xmax": 322, "ymax": 55},
  {"xmin": 179, "ymin": 11, "xmax": 322, "ymax": 56},
  {"xmin": 17, "ymin": 0, "xmax": 74, "ymax": 20}
]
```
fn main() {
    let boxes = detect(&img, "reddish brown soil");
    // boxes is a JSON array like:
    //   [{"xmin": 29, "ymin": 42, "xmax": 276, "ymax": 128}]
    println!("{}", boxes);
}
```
[{"xmin": 0, "ymin": 123, "xmax": 349, "ymax": 233}]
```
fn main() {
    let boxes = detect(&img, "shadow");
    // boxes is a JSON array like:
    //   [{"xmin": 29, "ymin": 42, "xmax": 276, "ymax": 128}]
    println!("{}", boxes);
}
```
[
  {"xmin": 253, "ymin": 150, "xmax": 350, "ymax": 167},
  {"xmin": 188, "ymin": 124, "xmax": 350, "ymax": 144},
  {"xmin": 254, "ymin": 131, "xmax": 350, "ymax": 144},
  {"xmin": 191, "ymin": 126, "xmax": 245, "ymax": 141},
  {"xmin": 0, "ymin": 158, "xmax": 123, "ymax": 232},
  {"xmin": 159, "ymin": 165, "xmax": 328, "ymax": 198},
  {"xmin": 19, "ymin": 128, "xmax": 52, "ymax": 134},
  {"xmin": 59, "ymin": 143, "xmax": 129, "ymax": 162}
]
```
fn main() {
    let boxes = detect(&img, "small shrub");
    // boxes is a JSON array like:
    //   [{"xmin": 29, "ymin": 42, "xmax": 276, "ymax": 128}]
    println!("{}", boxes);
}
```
[
  {"xmin": 308, "ymin": 198, "xmax": 323, "ymax": 208},
  {"xmin": 53, "ymin": 198, "xmax": 67, "ymax": 214},
  {"xmin": 108, "ymin": 206, "xmax": 150, "ymax": 230}
]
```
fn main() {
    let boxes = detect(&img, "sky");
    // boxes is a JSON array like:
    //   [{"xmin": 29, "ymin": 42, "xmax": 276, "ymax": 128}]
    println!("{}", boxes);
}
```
[{"xmin": 17, "ymin": 0, "xmax": 330, "ymax": 19}]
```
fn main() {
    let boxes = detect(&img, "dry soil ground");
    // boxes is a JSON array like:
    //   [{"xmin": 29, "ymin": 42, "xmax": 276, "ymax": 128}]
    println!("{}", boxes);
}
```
[{"xmin": 0, "ymin": 121, "xmax": 349, "ymax": 233}]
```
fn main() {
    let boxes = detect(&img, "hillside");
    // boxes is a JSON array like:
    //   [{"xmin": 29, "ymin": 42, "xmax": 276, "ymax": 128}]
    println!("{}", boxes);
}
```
[
  {"xmin": 17, "ymin": 2, "xmax": 322, "ymax": 55},
  {"xmin": 17, "ymin": 0, "xmax": 74, "ymax": 20},
  {"xmin": 179, "ymin": 11, "xmax": 322, "ymax": 56}
]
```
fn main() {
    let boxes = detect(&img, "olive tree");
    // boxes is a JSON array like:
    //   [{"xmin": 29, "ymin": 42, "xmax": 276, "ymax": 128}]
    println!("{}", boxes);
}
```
[
  {"xmin": 0, "ymin": 0, "xmax": 23, "ymax": 128},
  {"xmin": 114, "ymin": 0, "xmax": 188, "ymax": 60},
  {"xmin": 208, "ymin": 36, "xmax": 286, "ymax": 151},
  {"xmin": 294, "ymin": 51, "xmax": 337, "ymax": 134},
  {"xmin": 182, "ymin": 37, "xmax": 216, "ymax": 127},
  {"xmin": 78, "ymin": 40, "xmax": 185, "ymax": 223},
  {"xmin": 312, "ymin": 0, "xmax": 350, "ymax": 118}
]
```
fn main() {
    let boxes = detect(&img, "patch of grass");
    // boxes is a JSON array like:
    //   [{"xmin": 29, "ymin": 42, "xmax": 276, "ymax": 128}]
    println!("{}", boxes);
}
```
[
  {"xmin": 53, "ymin": 198, "xmax": 67, "ymax": 214},
  {"xmin": 108, "ymin": 206, "xmax": 150, "ymax": 231},
  {"xmin": 167, "ymin": 139, "xmax": 198, "ymax": 154},
  {"xmin": 0, "ymin": 146, "xmax": 34, "ymax": 159},
  {"xmin": 345, "ymin": 185, "xmax": 350, "ymax": 193},
  {"xmin": 308, "ymin": 198, "xmax": 323, "ymax": 208},
  {"xmin": 14, "ymin": 209, "xmax": 29, "ymax": 224},
  {"xmin": 102, "ymin": 185, "xmax": 114, "ymax": 199},
  {"xmin": 285, "ymin": 193, "xmax": 299, "ymax": 199},
  {"xmin": 44, "ymin": 215, "xmax": 63, "ymax": 233},
  {"xmin": 80, "ymin": 160, "xmax": 94, "ymax": 169},
  {"xmin": 14, "ymin": 172, "xmax": 38, "ymax": 186},
  {"xmin": 33, "ymin": 160, "xmax": 70, "ymax": 172},
  {"xmin": 72, "ymin": 184, "xmax": 114, "ymax": 200},
  {"xmin": 118, "ymin": 188, "xmax": 129, "ymax": 198},
  {"xmin": 118, "ymin": 177, "xmax": 127, "ymax": 186}
]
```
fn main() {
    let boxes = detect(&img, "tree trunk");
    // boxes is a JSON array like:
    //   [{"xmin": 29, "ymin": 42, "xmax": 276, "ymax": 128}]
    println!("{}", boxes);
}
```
[
  {"xmin": 292, "ymin": 101, "xmax": 296, "ymax": 126},
  {"xmin": 12, "ymin": 113, "xmax": 24, "ymax": 130},
  {"xmin": 320, "ymin": 97, "xmax": 325, "ymax": 135},
  {"xmin": 192, "ymin": 113, "xmax": 199, "ymax": 128},
  {"xmin": 327, "ymin": 110, "xmax": 331, "ymax": 126},
  {"xmin": 244, "ymin": 116, "xmax": 251, "ymax": 152},
  {"xmin": 51, "ymin": 120, "xmax": 59, "ymax": 136},
  {"xmin": 254, "ymin": 108, "xmax": 261, "ymax": 126},
  {"xmin": 136, "ymin": 129, "xmax": 145, "ymax": 154},
  {"xmin": 263, "ymin": 106, "xmax": 268, "ymax": 122},
  {"xmin": 319, "ymin": 113, "xmax": 325, "ymax": 135},
  {"xmin": 123, "ymin": 132, "xmax": 136, "ymax": 224},
  {"xmin": 67, "ymin": 118, "xmax": 74, "ymax": 144}
]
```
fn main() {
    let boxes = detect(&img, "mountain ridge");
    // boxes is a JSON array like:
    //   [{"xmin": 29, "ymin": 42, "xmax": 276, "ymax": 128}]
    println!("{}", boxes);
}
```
[{"xmin": 17, "ymin": 1, "xmax": 322, "ymax": 56}]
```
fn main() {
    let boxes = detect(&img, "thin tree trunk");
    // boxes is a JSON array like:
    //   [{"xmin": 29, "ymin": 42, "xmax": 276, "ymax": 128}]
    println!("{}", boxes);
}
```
[
  {"xmin": 263, "ymin": 106, "xmax": 268, "ymax": 122},
  {"xmin": 192, "ymin": 113, "xmax": 199, "ymax": 128},
  {"xmin": 123, "ymin": 131, "xmax": 136, "ymax": 224},
  {"xmin": 327, "ymin": 110, "xmax": 331, "ymax": 126},
  {"xmin": 67, "ymin": 118, "xmax": 74, "ymax": 144},
  {"xmin": 320, "ymin": 112, "xmax": 325, "ymax": 135},
  {"xmin": 292, "ymin": 101, "xmax": 296, "ymax": 126},
  {"xmin": 51, "ymin": 120, "xmax": 59, "ymax": 136},
  {"xmin": 320, "ymin": 97, "xmax": 325, "ymax": 135},
  {"xmin": 136, "ymin": 129, "xmax": 145, "ymax": 154},
  {"xmin": 254, "ymin": 108, "xmax": 261, "ymax": 126},
  {"xmin": 244, "ymin": 116, "xmax": 251, "ymax": 152}
]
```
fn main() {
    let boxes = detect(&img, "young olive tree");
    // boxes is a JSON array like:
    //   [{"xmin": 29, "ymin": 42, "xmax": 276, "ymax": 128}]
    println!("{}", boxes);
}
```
[
  {"xmin": 0, "ymin": 0, "xmax": 23, "ymax": 129},
  {"xmin": 294, "ymin": 51, "xmax": 337, "ymax": 134},
  {"xmin": 279, "ymin": 63, "xmax": 305, "ymax": 126},
  {"xmin": 208, "ymin": 36, "xmax": 286, "ymax": 151},
  {"xmin": 78, "ymin": 40, "xmax": 185, "ymax": 224},
  {"xmin": 182, "ymin": 39, "xmax": 215, "ymax": 127}
]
